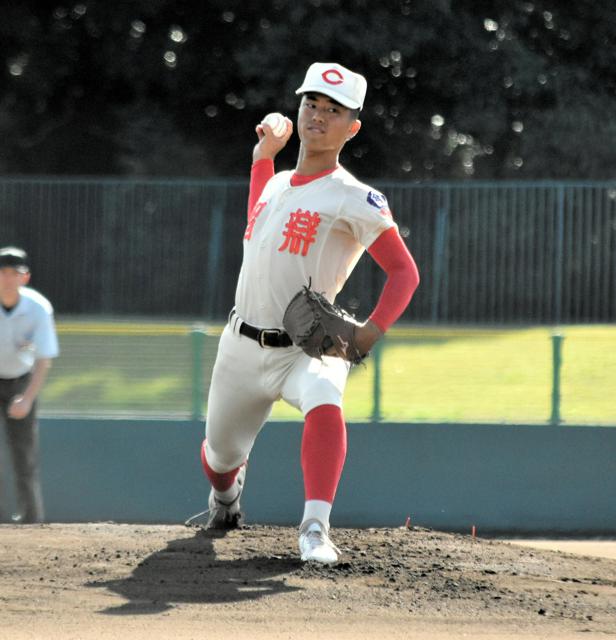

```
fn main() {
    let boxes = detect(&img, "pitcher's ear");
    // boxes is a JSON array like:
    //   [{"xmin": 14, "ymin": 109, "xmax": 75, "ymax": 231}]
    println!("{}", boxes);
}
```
[{"xmin": 347, "ymin": 119, "xmax": 362, "ymax": 140}]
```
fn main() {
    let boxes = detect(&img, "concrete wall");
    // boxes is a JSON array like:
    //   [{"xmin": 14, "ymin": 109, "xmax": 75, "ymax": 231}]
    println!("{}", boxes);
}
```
[{"xmin": 8, "ymin": 418, "xmax": 614, "ymax": 534}]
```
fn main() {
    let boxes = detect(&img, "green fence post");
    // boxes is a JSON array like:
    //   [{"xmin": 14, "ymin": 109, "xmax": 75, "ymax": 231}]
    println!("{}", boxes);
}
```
[
  {"xmin": 431, "ymin": 187, "xmax": 450, "ymax": 322},
  {"xmin": 371, "ymin": 338, "xmax": 384, "ymax": 423},
  {"xmin": 191, "ymin": 325, "xmax": 206, "ymax": 421},
  {"xmin": 550, "ymin": 333, "xmax": 564, "ymax": 426}
]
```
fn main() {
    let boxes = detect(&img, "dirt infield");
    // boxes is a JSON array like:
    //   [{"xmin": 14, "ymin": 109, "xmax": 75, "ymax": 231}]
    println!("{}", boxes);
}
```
[{"xmin": 0, "ymin": 523, "xmax": 615, "ymax": 640}]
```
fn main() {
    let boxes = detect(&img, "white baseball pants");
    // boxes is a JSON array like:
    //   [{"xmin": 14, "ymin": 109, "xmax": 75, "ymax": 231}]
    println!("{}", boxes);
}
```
[{"xmin": 204, "ymin": 319, "xmax": 350, "ymax": 473}]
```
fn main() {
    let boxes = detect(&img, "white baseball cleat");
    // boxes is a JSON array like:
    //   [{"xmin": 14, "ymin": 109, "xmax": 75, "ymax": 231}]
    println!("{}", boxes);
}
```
[
  {"xmin": 299, "ymin": 520, "xmax": 340, "ymax": 564},
  {"xmin": 185, "ymin": 464, "xmax": 246, "ymax": 530}
]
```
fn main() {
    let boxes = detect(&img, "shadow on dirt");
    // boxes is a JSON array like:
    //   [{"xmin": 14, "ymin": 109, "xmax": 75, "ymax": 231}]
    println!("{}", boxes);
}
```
[{"xmin": 90, "ymin": 527, "xmax": 303, "ymax": 614}]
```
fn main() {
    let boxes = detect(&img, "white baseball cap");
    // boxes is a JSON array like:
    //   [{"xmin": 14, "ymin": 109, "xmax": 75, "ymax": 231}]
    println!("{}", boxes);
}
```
[{"xmin": 295, "ymin": 62, "xmax": 367, "ymax": 111}]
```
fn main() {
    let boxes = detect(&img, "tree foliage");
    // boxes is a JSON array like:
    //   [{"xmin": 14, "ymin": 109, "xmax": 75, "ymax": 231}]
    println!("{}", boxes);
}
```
[{"xmin": 1, "ymin": 0, "xmax": 615, "ymax": 179}]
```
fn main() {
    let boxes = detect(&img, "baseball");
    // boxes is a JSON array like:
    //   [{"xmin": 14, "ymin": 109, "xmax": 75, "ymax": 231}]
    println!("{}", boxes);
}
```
[{"xmin": 262, "ymin": 112, "xmax": 287, "ymax": 138}]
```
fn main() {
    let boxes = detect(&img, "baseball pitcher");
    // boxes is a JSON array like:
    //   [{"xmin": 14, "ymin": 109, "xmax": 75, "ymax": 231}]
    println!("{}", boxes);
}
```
[{"xmin": 191, "ymin": 62, "xmax": 420, "ymax": 564}]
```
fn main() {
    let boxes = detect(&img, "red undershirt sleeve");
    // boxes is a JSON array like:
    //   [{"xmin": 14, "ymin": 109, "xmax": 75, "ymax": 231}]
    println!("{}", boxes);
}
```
[
  {"xmin": 367, "ymin": 227, "xmax": 420, "ymax": 332},
  {"xmin": 247, "ymin": 158, "xmax": 275, "ymax": 220}
]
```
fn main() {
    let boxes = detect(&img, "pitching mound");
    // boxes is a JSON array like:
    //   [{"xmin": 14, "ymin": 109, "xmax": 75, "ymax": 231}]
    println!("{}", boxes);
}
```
[{"xmin": 0, "ymin": 523, "xmax": 614, "ymax": 639}]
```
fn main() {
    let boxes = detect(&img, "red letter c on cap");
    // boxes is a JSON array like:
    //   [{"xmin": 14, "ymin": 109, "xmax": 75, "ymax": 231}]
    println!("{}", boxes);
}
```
[{"xmin": 322, "ymin": 68, "xmax": 344, "ymax": 85}]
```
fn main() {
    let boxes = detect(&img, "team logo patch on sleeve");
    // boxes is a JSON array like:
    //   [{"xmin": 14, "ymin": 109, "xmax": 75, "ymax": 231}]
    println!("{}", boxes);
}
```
[{"xmin": 367, "ymin": 190, "xmax": 388, "ymax": 209}]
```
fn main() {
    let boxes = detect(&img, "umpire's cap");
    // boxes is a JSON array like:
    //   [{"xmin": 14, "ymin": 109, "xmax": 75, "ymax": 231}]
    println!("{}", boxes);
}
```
[{"xmin": 0, "ymin": 246, "xmax": 30, "ymax": 273}]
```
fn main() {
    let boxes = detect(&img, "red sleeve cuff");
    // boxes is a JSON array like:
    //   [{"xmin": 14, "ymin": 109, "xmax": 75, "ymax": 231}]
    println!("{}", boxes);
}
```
[
  {"xmin": 247, "ymin": 159, "xmax": 275, "ymax": 216},
  {"xmin": 252, "ymin": 158, "xmax": 275, "ymax": 171}
]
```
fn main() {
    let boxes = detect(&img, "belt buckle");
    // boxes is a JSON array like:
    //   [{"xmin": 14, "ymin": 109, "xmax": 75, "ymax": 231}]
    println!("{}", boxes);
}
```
[{"xmin": 259, "ymin": 329, "xmax": 280, "ymax": 348}]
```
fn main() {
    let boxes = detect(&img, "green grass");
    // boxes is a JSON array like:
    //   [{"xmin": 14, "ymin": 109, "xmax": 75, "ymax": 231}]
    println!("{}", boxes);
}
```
[{"xmin": 40, "ymin": 322, "xmax": 616, "ymax": 425}]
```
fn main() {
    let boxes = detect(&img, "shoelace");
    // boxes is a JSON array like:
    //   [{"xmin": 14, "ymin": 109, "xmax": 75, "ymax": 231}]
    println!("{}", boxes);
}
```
[
  {"xmin": 184, "ymin": 502, "xmax": 240, "ymax": 527},
  {"xmin": 184, "ymin": 507, "xmax": 212, "ymax": 526},
  {"xmin": 184, "ymin": 488, "xmax": 241, "ymax": 527}
]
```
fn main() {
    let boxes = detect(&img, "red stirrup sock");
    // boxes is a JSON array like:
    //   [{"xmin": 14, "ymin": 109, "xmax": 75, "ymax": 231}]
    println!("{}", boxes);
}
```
[
  {"xmin": 200, "ymin": 439, "xmax": 242, "ymax": 492},
  {"xmin": 301, "ymin": 405, "xmax": 347, "ymax": 504}
]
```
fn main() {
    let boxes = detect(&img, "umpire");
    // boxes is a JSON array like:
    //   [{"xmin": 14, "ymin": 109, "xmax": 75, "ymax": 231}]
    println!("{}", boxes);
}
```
[{"xmin": 0, "ymin": 247, "xmax": 59, "ymax": 523}]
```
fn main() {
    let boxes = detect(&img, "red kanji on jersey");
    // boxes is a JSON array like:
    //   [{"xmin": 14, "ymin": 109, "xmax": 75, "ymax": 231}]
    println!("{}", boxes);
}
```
[
  {"xmin": 245, "ymin": 201, "xmax": 267, "ymax": 240},
  {"xmin": 278, "ymin": 208, "xmax": 321, "ymax": 256}
]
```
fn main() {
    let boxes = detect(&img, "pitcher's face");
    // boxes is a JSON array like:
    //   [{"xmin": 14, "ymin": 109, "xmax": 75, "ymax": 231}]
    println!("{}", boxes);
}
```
[{"xmin": 297, "ymin": 93, "xmax": 361, "ymax": 153}]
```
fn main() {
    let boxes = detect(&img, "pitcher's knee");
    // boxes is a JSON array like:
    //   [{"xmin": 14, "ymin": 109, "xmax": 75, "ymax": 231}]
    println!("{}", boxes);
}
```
[{"xmin": 202, "ymin": 439, "xmax": 246, "ymax": 473}]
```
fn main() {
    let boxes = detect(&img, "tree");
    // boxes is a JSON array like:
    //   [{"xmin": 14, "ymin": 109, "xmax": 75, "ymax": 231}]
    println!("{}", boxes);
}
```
[{"xmin": 2, "ymin": 0, "xmax": 616, "ymax": 179}]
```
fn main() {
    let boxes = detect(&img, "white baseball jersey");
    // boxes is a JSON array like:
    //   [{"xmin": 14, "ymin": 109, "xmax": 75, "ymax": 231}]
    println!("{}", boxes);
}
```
[
  {"xmin": 235, "ymin": 165, "xmax": 397, "ymax": 328},
  {"xmin": 0, "ymin": 287, "xmax": 59, "ymax": 378}
]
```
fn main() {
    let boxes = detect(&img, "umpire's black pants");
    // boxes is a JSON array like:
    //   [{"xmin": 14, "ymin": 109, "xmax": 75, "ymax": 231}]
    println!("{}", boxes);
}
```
[{"xmin": 0, "ymin": 373, "xmax": 44, "ymax": 523}]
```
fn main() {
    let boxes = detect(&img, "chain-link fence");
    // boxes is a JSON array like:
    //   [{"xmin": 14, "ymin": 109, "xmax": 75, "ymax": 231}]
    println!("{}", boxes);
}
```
[{"xmin": 2, "ymin": 177, "xmax": 615, "ymax": 323}]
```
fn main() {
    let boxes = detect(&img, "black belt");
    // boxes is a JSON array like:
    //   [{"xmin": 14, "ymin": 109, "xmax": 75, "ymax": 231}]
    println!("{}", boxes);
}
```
[{"xmin": 230, "ymin": 311, "xmax": 293, "ymax": 348}]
